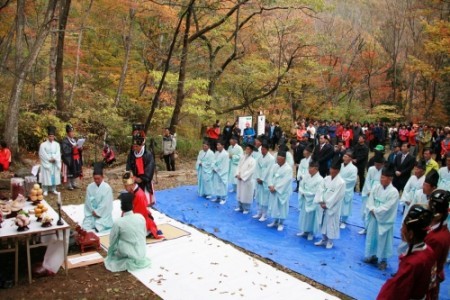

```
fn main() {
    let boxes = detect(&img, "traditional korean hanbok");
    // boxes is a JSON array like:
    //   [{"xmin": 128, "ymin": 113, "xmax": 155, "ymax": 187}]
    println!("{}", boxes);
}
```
[
  {"xmin": 298, "ymin": 172, "xmax": 323, "ymax": 235},
  {"xmin": 212, "ymin": 149, "xmax": 230, "ymax": 201},
  {"xmin": 38, "ymin": 139, "xmax": 62, "ymax": 190},
  {"xmin": 104, "ymin": 212, "xmax": 151, "ymax": 272},
  {"xmin": 252, "ymin": 146, "xmax": 262, "ymax": 161},
  {"xmin": 236, "ymin": 154, "xmax": 256, "ymax": 211},
  {"xmin": 196, "ymin": 148, "xmax": 215, "ymax": 197},
  {"xmin": 438, "ymin": 166, "xmax": 450, "ymax": 191},
  {"xmin": 296, "ymin": 156, "xmax": 311, "ymax": 183},
  {"xmin": 227, "ymin": 144, "xmax": 243, "ymax": 191},
  {"xmin": 254, "ymin": 152, "xmax": 275, "ymax": 218},
  {"xmin": 361, "ymin": 166, "xmax": 382, "ymax": 222},
  {"xmin": 82, "ymin": 181, "xmax": 114, "ymax": 233},
  {"xmin": 339, "ymin": 162, "xmax": 358, "ymax": 223},
  {"xmin": 314, "ymin": 174, "xmax": 345, "ymax": 240},
  {"xmin": 268, "ymin": 162, "xmax": 293, "ymax": 224},
  {"xmin": 365, "ymin": 183, "xmax": 399, "ymax": 261},
  {"xmin": 400, "ymin": 175, "xmax": 425, "ymax": 211}
]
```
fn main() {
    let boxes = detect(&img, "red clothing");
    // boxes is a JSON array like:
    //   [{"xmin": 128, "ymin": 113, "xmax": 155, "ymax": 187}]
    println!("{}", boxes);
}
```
[
  {"xmin": 206, "ymin": 127, "xmax": 220, "ymax": 139},
  {"xmin": 335, "ymin": 125, "xmax": 344, "ymax": 139},
  {"xmin": 441, "ymin": 139, "xmax": 450, "ymax": 157},
  {"xmin": 408, "ymin": 130, "xmax": 417, "ymax": 146},
  {"xmin": 0, "ymin": 148, "xmax": 11, "ymax": 171},
  {"xmin": 399, "ymin": 129, "xmax": 409, "ymax": 142},
  {"xmin": 133, "ymin": 186, "xmax": 163, "ymax": 239},
  {"xmin": 342, "ymin": 130, "xmax": 351, "ymax": 148},
  {"xmin": 425, "ymin": 224, "xmax": 450, "ymax": 299},
  {"xmin": 377, "ymin": 244, "xmax": 436, "ymax": 300}
]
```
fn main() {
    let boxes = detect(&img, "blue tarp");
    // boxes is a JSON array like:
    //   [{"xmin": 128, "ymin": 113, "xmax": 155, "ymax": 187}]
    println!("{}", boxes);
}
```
[{"xmin": 155, "ymin": 184, "xmax": 450, "ymax": 300}]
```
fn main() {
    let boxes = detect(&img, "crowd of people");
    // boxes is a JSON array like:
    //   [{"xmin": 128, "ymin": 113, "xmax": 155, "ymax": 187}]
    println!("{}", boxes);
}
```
[{"xmin": 197, "ymin": 117, "xmax": 450, "ymax": 299}]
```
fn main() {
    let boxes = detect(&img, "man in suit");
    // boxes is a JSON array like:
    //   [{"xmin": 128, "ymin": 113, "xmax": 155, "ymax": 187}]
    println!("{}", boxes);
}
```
[
  {"xmin": 393, "ymin": 143, "xmax": 416, "ymax": 192},
  {"xmin": 353, "ymin": 135, "xmax": 369, "ymax": 192},
  {"xmin": 313, "ymin": 135, "xmax": 334, "ymax": 177}
]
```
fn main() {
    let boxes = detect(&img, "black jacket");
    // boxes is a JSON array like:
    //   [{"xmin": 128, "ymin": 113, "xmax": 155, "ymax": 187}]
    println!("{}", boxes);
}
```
[{"xmin": 126, "ymin": 148, "xmax": 155, "ymax": 193}]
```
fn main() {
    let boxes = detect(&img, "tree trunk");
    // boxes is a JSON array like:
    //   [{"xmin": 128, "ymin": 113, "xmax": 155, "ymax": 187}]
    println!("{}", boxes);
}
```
[
  {"xmin": 15, "ymin": 0, "xmax": 24, "ymax": 69},
  {"xmin": 49, "ymin": 15, "xmax": 58, "ymax": 99},
  {"xmin": 169, "ymin": 3, "xmax": 193, "ymax": 134},
  {"xmin": 56, "ymin": 0, "xmax": 72, "ymax": 120},
  {"xmin": 3, "ymin": 0, "xmax": 57, "ymax": 158},
  {"xmin": 0, "ymin": 20, "xmax": 15, "ymax": 72}
]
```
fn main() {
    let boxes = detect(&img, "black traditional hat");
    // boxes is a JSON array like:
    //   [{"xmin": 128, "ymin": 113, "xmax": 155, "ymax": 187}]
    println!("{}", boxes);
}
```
[
  {"xmin": 429, "ymin": 189, "xmax": 450, "ymax": 216},
  {"xmin": 277, "ymin": 151, "xmax": 287, "ymax": 158},
  {"xmin": 119, "ymin": 192, "xmax": 134, "ymax": 212},
  {"xmin": 255, "ymin": 134, "xmax": 268, "ymax": 144},
  {"xmin": 424, "ymin": 169, "xmax": 439, "ymax": 187},
  {"xmin": 279, "ymin": 144, "xmax": 289, "ymax": 152},
  {"xmin": 47, "ymin": 125, "xmax": 56, "ymax": 136},
  {"xmin": 132, "ymin": 132, "xmax": 145, "ymax": 146},
  {"xmin": 309, "ymin": 160, "xmax": 319, "ymax": 168},
  {"xmin": 373, "ymin": 152, "xmax": 385, "ymax": 164},
  {"xmin": 230, "ymin": 135, "xmax": 239, "ymax": 141},
  {"xmin": 202, "ymin": 139, "xmax": 210, "ymax": 147},
  {"xmin": 66, "ymin": 124, "xmax": 74, "ymax": 133},
  {"xmin": 415, "ymin": 159, "xmax": 426, "ymax": 170},
  {"xmin": 261, "ymin": 142, "xmax": 270, "ymax": 150},
  {"xmin": 93, "ymin": 162, "xmax": 103, "ymax": 176},
  {"xmin": 404, "ymin": 204, "xmax": 432, "ymax": 232},
  {"xmin": 330, "ymin": 156, "xmax": 342, "ymax": 170},
  {"xmin": 246, "ymin": 143, "xmax": 258, "ymax": 152},
  {"xmin": 381, "ymin": 162, "xmax": 395, "ymax": 177},
  {"xmin": 305, "ymin": 144, "xmax": 314, "ymax": 153}
]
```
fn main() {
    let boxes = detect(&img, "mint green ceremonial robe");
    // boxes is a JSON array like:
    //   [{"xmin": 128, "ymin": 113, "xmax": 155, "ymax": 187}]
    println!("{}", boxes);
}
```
[
  {"xmin": 228, "ymin": 144, "xmax": 243, "ymax": 185},
  {"xmin": 298, "ymin": 172, "xmax": 323, "ymax": 233},
  {"xmin": 196, "ymin": 149, "xmax": 215, "ymax": 197},
  {"xmin": 82, "ymin": 181, "xmax": 114, "ymax": 232},
  {"xmin": 268, "ymin": 162, "xmax": 293, "ymax": 220},
  {"xmin": 212, "ymin": 149, "xmax": 230, "ymax": 198},
  {"xmin": 255, "ymin": 153, "xmax": 275, "ymax": 208}
]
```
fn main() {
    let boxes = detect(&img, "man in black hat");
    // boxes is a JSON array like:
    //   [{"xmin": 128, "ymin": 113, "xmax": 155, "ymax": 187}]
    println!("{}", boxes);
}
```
[
  {"xmin": 400, "ymin": 160, "xmax": 426, "ymax": 217},
  {"xmin": 126, "ymin": 131, "xmax": 156, "ymax": 206},
  {"xmin": 61, "ymin": 124, "xmax": 83, "ymax": 190},
  {"xmin": 38, "ymin": 126, "xmax": 62, "ymax": 196},
  {"xmin": 82, "ymin": 162, "xmax": 114, "ymax": 232},
  {"xmin": 312, "ymin": 134, "xmax": 334, "ymax": 177}
]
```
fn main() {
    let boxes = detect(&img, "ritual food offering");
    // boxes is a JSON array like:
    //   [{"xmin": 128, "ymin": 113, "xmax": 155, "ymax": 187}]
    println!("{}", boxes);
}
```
[
  {"xmin": 29, "ymin": 184, "xmax": 44, "ymax": 204},
  {"xmin": 9, "ymin": 194, "xmax": 26, "ymax": 218},
  {"xmin": 24, "ymin": 176, "xmax": 38, "ymax": 200},
  {"xmin": 15, "ymin": 211, "xmax": 30, "ymax": 231},
  {"xmin": 41, "ymin": 213, "xmax": 53, "ymax": 227},
  {"xmin": 34, "ymin": 203, "xmax": 48, "ymax": 221},
  {"xmin": 11, "ymin": 178, "xmax": 25, "ymax": 200}
]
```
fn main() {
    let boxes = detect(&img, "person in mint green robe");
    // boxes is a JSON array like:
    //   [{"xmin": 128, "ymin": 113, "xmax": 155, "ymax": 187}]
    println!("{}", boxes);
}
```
[
  {"xmin": 227, "ymin": 136, "xmax": 243, "ymax": 192},
  {"xmin": 297, "ymin": 160, "xmax": 323, "ymax": 241},
  {"xmin": 339, "ymin": 152, "xmax": 358, "ymax": 228},
  {"xmin": 105, "ymin": 192, "xmax": 151, "ymax": 272},
  {"xmin": 196, "ymin": 141, "xmax": 215, "ymax": 198},
  {"xmin": 364, "ymin": 165, "xmax": 399, "ymax": 269},
  {"xmin": 438, "ymin": 154, "xmax": 450, "ymax": 191},
  {"xmin": 267, "ymin": 151, "xmax": 293, "ymax": 231},
  {"xmin": 212, "ymin": 141, "xmax": 230, "ymax": 204},
  {"xmin": 82, "ymin": 163, "xmax": 114, "ymax": 232},
  {"xmin": 253, "ymin": 143, "xmax": 274, "ymax": 221}
]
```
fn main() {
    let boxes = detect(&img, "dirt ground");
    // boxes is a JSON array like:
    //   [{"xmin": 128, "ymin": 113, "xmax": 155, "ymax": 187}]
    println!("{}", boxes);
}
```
[{"xmin": 0, "ymin": 155, "xmax": 349, "ymax": 300}]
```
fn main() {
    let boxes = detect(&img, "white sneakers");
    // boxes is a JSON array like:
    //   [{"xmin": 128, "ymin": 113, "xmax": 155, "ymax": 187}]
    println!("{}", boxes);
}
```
[
  {"xmin": 326, "ymin": 241, "xmax": 334, "ymax": 249},
  {"xmin": 307, "ymin": 234, "xmax": 314, "ymax": 241},
  {"xmin": 258, "ymin": 215, "xmax": 267, "ymax": 222},
  {"xmin": 358, "ymin": 229, "xmax": 366, "ymax": 235},
  {"xmin": 234, "ymin": 207, "xmax": 242, "ymax": 212},
  {"xmin": 314, "ymin": 240, "xmax": 327, "ymax": 246},
  {"xmin": 219, "ymin": 200, "xmax": 226, "ymax": 205},
  {"xmin": 340, "ymin": 223, "xmax": 346, "ymax": 229},
  {"xmin": 242, "ymin": 210, "xmax": 249, "ymax": 215},
  {"xmin": 267, "ymin": 222, "xmax": 277, "ymax": 228},
  {"xmin": 277, "ymin": 225, "xmax": 284, "ymax": 231},
  {"xmin": 296, "ymin": 232, "xmax": 307, "ymax": 237},
  {"xmin": 205, "ymin": 195, "xmax": 212, "ymax": 199},
  {"xmin": 252, "ymin": 213, "xmax": 262, "ymax": 219}
]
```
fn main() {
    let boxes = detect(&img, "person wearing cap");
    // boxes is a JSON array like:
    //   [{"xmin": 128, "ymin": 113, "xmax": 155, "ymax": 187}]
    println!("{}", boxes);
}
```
[
  {"xmin": 423, "ymin": 148, "xmax": 439, "ymax": 175},
  {"xmin": 352, "ymin": 135, "xmax": 369, "ymax": 192},
  {"xmin": 227, "ymin": 136, "xmax": 243, "ymax": 193},
  {"xmin": 297, "ymin": 160, "xmax": 323, "ymax": 241},
  {"xmin": 267, "ymin": 150, "xmax": 293, "ymax": 231},
  {"xmin": 425, "ymin": 189, "xmax": 450, "ymax": 299},
  {"xmin": 312, "ymin": 134, "xmax": 334, "ymax": 178},
  {"xmin": 277, "ymin": 143, "xmax": 294, "ymax": 169},
  {"xmin": 393, "ymin": 143, "xmax": 415, "ymax": 192},
  {"xmin": 399, "ymin": 160, "xmax": 426, "ymax": 219},
  {"xmin": 126, "ymin": 130, "xmax": 156, "ymax": 206},
  {"xmin": 253, "ymin": 143, "xmax": 275, "ymax": 221},
  {"xmin": 339, "ymin": 151, "xmax": 358, "ymax": 229},
  {"xmin": 313, "ymin": 157, "xmax": 346, "ymax": 249},
  {"xmin": 123, "ymin": 171, "xmax": 163, "ymax": 239},
  {"xmin": 367, "ymin": 144, "xmax": 385, "ymax": 171},
  {"xmin": 387, "ymin": 142, "xmax": 400, "ymax": 164},
  {"xmin": 234, "ymin": 144, "xmax": 257, "ymax": 214},
  {"xmin": 82, "ymin": 162, "xmax": 114, "ymax": 233},
  {"xmin": 359, "ymin": 152, "xmax": 385, "ymax": 235},
  {"xmin": 438, "ymin": 153, "xmax": 450, "ymax": 191},
  {"xmin": 39, "ymin": 126, "xmax": 62, "ymax": 196},
  {"xmin": 61, "ymin": 124, "xmax": 83, "ymax": 190},
  {"xmin": 364, "ymin": 163, "xmax": 399, "ymax": 270},
  {"xmin": 377, "ymin": 205, "xmax": 436, "ymax": 299},
  {"xmin": 196, "ymin": 140, "xmax": 215, "ymax": 199},
  {"xmin": 105, "ymin": 192, "xmax": 151, "ymax": 272},
  {"xmin": 211, "ymin": 140, "xmax": 230, "ymax": 205}
]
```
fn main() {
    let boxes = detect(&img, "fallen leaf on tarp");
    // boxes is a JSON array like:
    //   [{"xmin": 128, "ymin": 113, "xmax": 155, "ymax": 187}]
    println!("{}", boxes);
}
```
[
  {"xmin": 106, "ymin": 288, "xmax": 112, "ymax": 293},
  {"xmin": 114, "ymin": 288, "xmax": 120, "ymax": 293}
]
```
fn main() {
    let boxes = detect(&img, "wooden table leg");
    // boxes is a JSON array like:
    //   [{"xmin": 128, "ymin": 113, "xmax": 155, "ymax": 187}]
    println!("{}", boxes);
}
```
[
  {"xmin": 63, "ymin": 229, "xmax": 68, "ymax": 276},
  {"xmin": 15, "ymin": 238, "xmax": 19, "ymax": 285},
  {"xmin": 26, "ymin": 237, "xmax": 32, "ymax": 284}
]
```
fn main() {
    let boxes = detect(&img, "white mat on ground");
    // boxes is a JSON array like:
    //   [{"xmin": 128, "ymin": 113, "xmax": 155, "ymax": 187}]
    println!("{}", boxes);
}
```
[{"xmin": 63, "ymin": 202, "xmax": 338, "ymax": 300}]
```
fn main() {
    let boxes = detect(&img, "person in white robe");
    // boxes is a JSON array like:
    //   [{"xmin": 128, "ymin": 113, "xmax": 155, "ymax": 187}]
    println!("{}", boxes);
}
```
[
  {"xmin": 82, "ymin": 163, "xmax": 114, "ymax": 232},
  {"xmin": 359, "ymin": 153, "xmax": 384, "ymax": 234},
  {"xmin": 267, "ymin": 151, "xmax": 293, "ymax": 231},
  {"xmin": 196, "ymin": 141, "xmax": 215, "ymax": 199},
  {"xmin": 235, "ymin": 144, "xmax": 257, "ymax": 214},
  {"xmin": 211, "ymin": 141, "xmax": 230, "ymax": 204},
  {"xmin": 339, "ymin": 151, "xmax": 358, "ymax": 229},
  {"xmin": 297, "ymin": 160, "xmax": 323, "ymax": 241},
  {"xmin": 296, "ymin": 144, "xmax": 314, "ymax": 185},
  {"xmin": 252, "ymin": 136, "xmax": 263, "ymax": 161},
  {"xmin": 38, "ymin": 126, "xmax": 61, "ymax": 196},
  {"xmin": 400, "ymin": 160, "xmax": 426, "ymax": 220},
  {"xmin": 227, "ymin": 136, "xmax": 243, "ymax": 193},
  {"xmin": 364, "ymin": 164, "xmax": 399, "ymax": 270},
  {"xmin": 438, "ymin": 154, "xmax": 450, "ymax": 191},
  {"xmin": 278, "ymin": 144, "xmax": 294, "ymax": 169},
  {"xmin": 253, "ymin": 143, "xmax": 275, "ymax": 221},
  {"xmin": 314, "ymin": 158, "xmax": 345, "ymax": 249}
]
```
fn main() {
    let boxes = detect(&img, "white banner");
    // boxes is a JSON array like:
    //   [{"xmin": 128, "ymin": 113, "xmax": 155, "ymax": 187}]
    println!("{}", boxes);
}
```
[
  {"xmin": 238, "ymin": 116, "xmax": 253, "ymax": 136},
  {"xmin": 257, "ymin": 115, "xmax": 265, "ymax": 135}
]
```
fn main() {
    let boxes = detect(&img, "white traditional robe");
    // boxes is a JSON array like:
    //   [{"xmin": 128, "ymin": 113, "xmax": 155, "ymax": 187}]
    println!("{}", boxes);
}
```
[
  {"xmin": 402, "ymin": 188, "xmax": 428, "ymax": 221},
  {"xmin": 438, "ymin": 166, "xmax": 450, "ymax": 191},
  {"xmin": 365, "ymin": 183, "xmax": 399, "ymax": 260},
  {"xmin": 252, "ymin": 146, "xmax": 262, "ymax": 161},
  {"xmin": 268, "ymin": 162, "xmax": 293, "ymax": 220},
  {"xmin": 340, "ymin": 162, "xmax": 358, "ymax": 218},
  {"xmin": 296, "ymin": 156, "xmax": 311, "ymax": 182},
  {"xmin": 361, "ymin": 166, "xmax": 382, "ymax": 222},
  {"xmin": 228, "ymin": 144, "xmax": 243, "ymax": 185},
  {"xmin": 298, "ymin": 172, "xmax": 323, "ymax": 234},
  {"xmin": 400, "ymin": 175, "xmax": 425, "ymax": 216},
  {"xmin": 82, "ymin": 181, "xmax": 114, "ymax": 232},
  {"xmin": 236, "ymin": 154, "xmax": 256, "ymax": 204},
  {"xmin": 38, "ymin": 140, "xmax": 62, "ymax": 186},
  {"xmin": 196, "ymin": 149, "xmax": 215, "ymax": 197},
  {"xmin": 314, "ymin": 174, "xmax": 345, "ymax": 239},
  {"xmin": 212, "ymin": 149, "xmax": 230, "ymax": 198},
  {"xmin": 255, "ymin": 153, "xmax": 275, "ymax": 208}
]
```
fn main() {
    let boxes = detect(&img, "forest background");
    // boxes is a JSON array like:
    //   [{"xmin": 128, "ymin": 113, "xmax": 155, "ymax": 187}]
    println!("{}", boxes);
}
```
[{"xmin": 0, "ymin": 0, "xmax": 449, "ymax": 161}]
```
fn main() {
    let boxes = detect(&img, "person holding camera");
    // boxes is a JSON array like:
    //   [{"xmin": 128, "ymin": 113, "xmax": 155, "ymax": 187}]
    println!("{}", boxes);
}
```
[{"xmin": 162, "ymin": 128, "xmax": 177, "ymax": 171}]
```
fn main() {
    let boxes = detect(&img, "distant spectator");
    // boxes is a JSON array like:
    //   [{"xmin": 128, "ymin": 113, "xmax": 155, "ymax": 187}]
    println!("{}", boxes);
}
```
[
  {"xmin": 102, "ymin": 144, "xmax": 116, "ymax": 167},
  {"xmin": 0, "ymin": 141, "xmax": 11, "ymax": 171},
  {"xmin": 206, "ymin": 120, "xmax": 220, "ymax": 152},
  {"xmin": 162, "ymin": 128, "xmax": 176, "ymax": 171}
]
